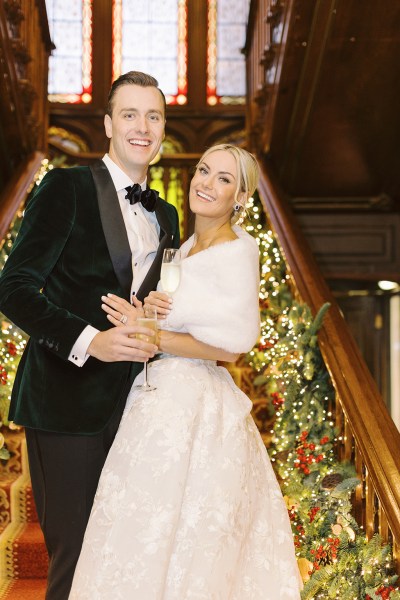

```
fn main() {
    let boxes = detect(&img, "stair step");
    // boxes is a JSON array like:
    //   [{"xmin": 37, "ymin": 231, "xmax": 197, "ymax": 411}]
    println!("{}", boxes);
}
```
[
  {"xmin": 0, "ymin": 431, "xmax": 48, "ymax": 598},
  {"xmin": 22, "ymin": 487, "xmax": 38, "ymax": 523},
  {"xmin": 0, "ymin": 478, "xmax": 14, "ymax": 535},
  {"xmin": 5, "ymin": 523, "xmax": 48, "ymax": 580},
  {"xmin": 0, "ymin": 578, "xmax": 46, "ymax": 599}
]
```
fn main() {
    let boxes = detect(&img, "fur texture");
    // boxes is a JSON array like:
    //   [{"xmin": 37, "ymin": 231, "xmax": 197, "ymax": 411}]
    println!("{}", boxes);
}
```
[{"xmin": 165, "ymin": 226, "xmax": 260, "ymax": 353}]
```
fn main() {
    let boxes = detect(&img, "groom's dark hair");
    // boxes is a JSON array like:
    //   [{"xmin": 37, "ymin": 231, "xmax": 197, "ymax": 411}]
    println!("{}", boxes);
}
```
[{"xmin": 106, "ymin": 70, "xmax": 166, "ymax": 116}]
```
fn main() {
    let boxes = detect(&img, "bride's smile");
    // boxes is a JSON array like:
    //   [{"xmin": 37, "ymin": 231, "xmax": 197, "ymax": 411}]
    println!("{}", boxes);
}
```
[{"xmin": 189, "ymin": 150, "xmax": 245, "ymax": 221}]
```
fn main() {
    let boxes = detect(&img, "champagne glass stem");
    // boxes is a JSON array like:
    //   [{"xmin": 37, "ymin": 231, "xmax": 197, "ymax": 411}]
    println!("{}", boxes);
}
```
[
  {"xmin": 136, "ymin": 359, "xmax": 155, "ymax": 391},
  {"xmin": 135, "ymin": 313, "xmax": 157, "ymax": 391},
  {"xmin": 163, "ymin": 292, "xmax": 171, "ymax": 328},
  {"xmin": 143, "ymin": 361, "xmax": 149, "ymax": 387}
]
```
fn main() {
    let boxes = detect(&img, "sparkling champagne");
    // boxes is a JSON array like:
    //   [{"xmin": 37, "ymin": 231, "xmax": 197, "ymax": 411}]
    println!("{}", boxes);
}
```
[
  {"xmin": 160, "ymin": 263, "xmax": 181, "ymax": 294},
  {"xmin": 136, "ymin": 317, "xmax": 157, "ymax": 343}
]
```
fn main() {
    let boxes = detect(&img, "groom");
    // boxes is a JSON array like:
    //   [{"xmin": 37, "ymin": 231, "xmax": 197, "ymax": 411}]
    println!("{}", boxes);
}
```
[{"xmin": 0, "ymin": 71, "xmax": 180, "ymax": 599}]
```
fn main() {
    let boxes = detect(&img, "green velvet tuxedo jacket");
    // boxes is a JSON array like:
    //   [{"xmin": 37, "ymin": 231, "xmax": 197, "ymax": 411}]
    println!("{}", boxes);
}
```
[{"xmin": 0, "ymin": 161, "xmax": 180, "ymax": 434}]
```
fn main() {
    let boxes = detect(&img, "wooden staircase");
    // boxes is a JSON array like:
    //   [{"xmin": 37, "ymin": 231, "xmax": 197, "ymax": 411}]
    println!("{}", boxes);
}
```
[{"xmin": 245, "ymin": 0, "xmax": 400, "ymax": 569}]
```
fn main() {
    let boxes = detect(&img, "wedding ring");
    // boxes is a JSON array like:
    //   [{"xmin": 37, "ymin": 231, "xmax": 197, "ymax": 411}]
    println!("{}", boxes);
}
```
[{"xmin": 119, "ymin": 314, "xmax": 128, "ymax": 325}]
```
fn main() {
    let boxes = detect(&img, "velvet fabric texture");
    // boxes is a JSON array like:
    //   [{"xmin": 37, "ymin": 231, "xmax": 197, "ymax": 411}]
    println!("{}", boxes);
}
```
[{"xmin": 0, "ymin": 162, "xmax": 180, "ymax": 434}]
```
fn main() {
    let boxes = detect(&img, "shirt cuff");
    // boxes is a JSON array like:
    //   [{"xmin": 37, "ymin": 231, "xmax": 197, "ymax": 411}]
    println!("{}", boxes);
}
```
[{"xmin": 68, "ymin": 325, "xmax": 99, "ymax": 367}]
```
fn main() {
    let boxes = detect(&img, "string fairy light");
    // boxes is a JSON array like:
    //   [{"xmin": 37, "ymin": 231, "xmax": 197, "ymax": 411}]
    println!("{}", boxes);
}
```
[{"xmin": 242, "ymin": 193, "xmax": 400, "ymax": 598}]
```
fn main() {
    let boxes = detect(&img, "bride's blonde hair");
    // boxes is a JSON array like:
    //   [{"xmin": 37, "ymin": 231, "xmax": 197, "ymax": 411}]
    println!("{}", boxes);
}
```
[{"xmin": 198, "ymin": 144, "xmax": 259, "ymax": 200}]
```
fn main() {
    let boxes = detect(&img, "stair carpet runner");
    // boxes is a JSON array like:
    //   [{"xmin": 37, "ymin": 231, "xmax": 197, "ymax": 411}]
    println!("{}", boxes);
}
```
[{"xmin": 0, "ymin": 430, "xmax": 47, "ymax": 599}]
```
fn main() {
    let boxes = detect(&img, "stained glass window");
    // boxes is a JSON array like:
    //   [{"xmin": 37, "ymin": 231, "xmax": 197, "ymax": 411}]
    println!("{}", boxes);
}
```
[
  {"xmin": 112, "ymin": 0, "xmax": 188, "ymax": 105},
  {"xmin": 207, "ymin": 0, "xmax": 251, "ymax": 105},
  {"xmin": 46, "ymin": 0, "xmax": 93, "ymax": 103}
]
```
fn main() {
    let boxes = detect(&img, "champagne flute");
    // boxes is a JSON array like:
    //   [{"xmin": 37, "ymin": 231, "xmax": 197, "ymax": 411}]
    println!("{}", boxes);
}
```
[
  {"xmin": 161, "ymin": 248, "xmax": 181, "ymax": 327},
  {"xmin": 135, "ymin": 305, "xmax": 158, "ymax": 391}
]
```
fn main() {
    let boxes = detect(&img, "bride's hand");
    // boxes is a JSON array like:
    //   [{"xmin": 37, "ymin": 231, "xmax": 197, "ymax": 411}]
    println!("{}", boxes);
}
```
[
  {"xmin": 101, "ymin": 294, "xmax": 143, "ymax": 327},
  {"xmin": 144, "ymin": 291, "xmax": 172, "ymax": 320}
]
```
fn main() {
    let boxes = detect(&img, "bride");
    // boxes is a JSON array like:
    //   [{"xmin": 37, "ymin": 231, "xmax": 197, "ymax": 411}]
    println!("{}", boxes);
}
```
[{"xmin": 69, "ymin": 144, "xmax": 301, "ymax": 599}]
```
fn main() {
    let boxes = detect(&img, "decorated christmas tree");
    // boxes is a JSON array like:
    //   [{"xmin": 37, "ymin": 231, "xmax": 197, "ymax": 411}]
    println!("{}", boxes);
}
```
[
  {"xmin": 0, "ymin": 159, "xmax": 55, "ymax": 459},
  {"xmin": 242, "ymin": 193, "xmax": 399, "ymax": 599}
]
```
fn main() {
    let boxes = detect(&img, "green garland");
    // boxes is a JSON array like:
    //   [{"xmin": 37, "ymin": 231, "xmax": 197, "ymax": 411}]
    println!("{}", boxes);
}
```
[
  {"xmin": 0, "ymin": 213, "xmax": 27, "ymax": 459},
  {"xmin": 243, "ymin": 193, "xmax": 399, "ymax": 599},
  {"xmin": 0, "ymin": 159, "xmax": 56, "ymax": 459}
]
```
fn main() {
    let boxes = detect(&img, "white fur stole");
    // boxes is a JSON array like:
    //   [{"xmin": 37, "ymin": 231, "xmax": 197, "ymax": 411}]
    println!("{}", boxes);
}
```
[{"xmin": 164, "ymin": 226, "xmax": 260, "ymax": 353}]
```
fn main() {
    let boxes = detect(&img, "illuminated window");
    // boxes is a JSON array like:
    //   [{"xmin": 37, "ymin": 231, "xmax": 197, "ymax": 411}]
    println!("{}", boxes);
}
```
[
  {"xmin": 112, "ymin": 0, "xmax": 188, "ymax": 105},
  {"xmin": 207, "ymin": 0, "xmax": 251, "ymax": 105},
  {"xmin": 46, "ymin": 0, "xmax": 93, "ymax": 103}
]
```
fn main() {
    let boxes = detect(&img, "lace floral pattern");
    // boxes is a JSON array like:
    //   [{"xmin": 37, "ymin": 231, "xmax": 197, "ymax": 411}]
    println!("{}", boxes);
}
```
[{"xmin": 69, "ymin": 358, "xmax": 301, "ymax": 599}]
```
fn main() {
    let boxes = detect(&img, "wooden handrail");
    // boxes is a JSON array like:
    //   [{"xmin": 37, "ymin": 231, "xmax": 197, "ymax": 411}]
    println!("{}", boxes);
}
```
[
  {"xmin": 257, "ymin": 158, "xmax": 400, "ymax": 562},
  {"xmin": 245, "ymin": 0, "xmax": 400, "ymax": 566},
  {"xmin": 0, "ymin": 152, "xmax": 44, "ymax": 242}
]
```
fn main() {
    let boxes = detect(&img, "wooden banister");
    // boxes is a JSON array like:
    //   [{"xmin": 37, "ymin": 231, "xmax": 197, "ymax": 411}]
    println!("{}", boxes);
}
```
[
  {"xmin": 258, "ymin": 159, "xmax": 400, "ymax": 565},
  {"xmin": 0, "ymin": 151, "xmax": 44, "ymax": 242},
  {"xmin": 245, "ymin": 0, "xmax": 400, "ymax": 567}
]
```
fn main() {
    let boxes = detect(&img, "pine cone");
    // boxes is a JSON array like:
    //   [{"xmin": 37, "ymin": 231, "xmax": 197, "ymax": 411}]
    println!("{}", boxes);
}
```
[
  {"xmin": 274, "ymin": 450, "xmax": 289, "ymax": 462},
  {"xmin": 321, "ymin": 473, "xmax": 343, "ymax": 490}
]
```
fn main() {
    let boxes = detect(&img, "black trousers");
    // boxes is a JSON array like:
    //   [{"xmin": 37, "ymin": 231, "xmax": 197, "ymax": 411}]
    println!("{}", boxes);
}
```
[{"xmin": 25, "ymin": 400, "xmax": 125, "ymax": 600}]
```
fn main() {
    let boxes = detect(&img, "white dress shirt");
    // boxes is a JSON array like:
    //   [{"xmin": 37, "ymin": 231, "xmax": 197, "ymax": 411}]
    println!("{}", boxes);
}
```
[{"xmin": 68, "ymin": 154, "xmax": 160, "ymax": 366}]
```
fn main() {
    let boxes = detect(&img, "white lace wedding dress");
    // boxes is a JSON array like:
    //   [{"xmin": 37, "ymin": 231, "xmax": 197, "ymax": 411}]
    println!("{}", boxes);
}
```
[{"xmin": 69, "ymin": 227, "xmax": 301, "ymax": 600}]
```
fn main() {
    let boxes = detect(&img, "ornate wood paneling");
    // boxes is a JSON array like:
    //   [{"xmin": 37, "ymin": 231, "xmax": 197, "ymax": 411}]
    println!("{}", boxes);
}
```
[
  {"xmin": 334, "ymin": 293, "xmax": 391, "ymax": 408},
  {"xmin": 0, "ymin": 0, "xmax": 52, "ymax": 154},
  {"xmin": 246, "ymin": 0, "xmax": 400, "ymax": 208},
  {"xmin": 296, "ymin": 212, "xmax": 400, "ymax": 280},
  {"xmin": 0, "ymin": 0, "xmax": 51, "ymax": 232}
]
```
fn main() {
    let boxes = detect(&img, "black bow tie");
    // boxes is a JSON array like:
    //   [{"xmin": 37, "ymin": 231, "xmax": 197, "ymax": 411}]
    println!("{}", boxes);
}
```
[{"xmin": 124, "ymin": 184, "xmax": 159, "ymax": 212}]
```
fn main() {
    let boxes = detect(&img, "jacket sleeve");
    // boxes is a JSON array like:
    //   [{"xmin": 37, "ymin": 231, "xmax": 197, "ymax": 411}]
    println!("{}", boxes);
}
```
[{"xmin": 0, "ymin": 169, "xmax": 90, "ymax": 360}]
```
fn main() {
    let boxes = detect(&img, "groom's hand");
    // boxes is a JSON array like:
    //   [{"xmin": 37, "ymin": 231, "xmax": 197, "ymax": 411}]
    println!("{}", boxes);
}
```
[{"xmin": 87, "ymin": 326, "xmax": 157, "ymax": 363}]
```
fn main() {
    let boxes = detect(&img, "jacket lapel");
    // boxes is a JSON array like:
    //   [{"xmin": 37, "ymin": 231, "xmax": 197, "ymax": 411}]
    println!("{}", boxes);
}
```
[
  {"xmin": 136, "ymin": 201, "xmax": 174, "ymax": 302},
  {"xmin": 89, "ymin": 160, "xmax": 132, "ymax": 300}
]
